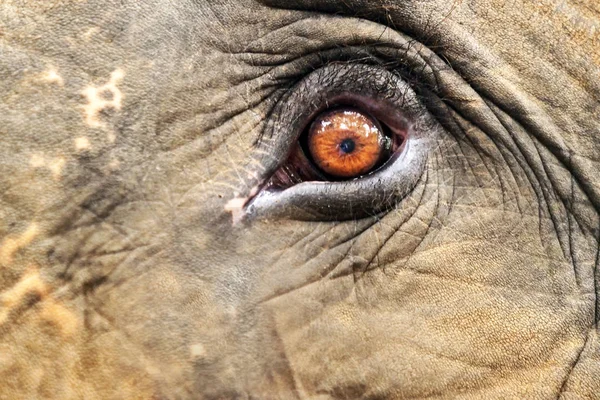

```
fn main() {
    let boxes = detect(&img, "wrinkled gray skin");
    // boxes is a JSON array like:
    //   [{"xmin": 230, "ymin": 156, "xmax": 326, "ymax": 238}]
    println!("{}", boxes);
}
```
[{"xmin": 1, "ymin": 0, "xmax": 600, "ymax": 398}]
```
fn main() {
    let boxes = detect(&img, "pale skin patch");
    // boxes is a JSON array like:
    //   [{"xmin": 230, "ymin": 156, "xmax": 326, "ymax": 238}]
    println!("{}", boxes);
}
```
[
  {"xmin": 83, "ymin": 27, "xmax": 100, "ymax": 40},
  {"xmin": 0, "ymin": 268, "xmax": 47, "ymax": 325},
  {"xmin": 74, "ymin": 136, "xmax": 90, "ymax": 150},
  {"xmin": 29, "ymin": 154, "xmax": 45, "ymax": 168},
  {"xmin": 108, "ymin": 158, "xmax": 120, "ymax": 169},
  {"xmin": 0, "ymin": 223, "xmax": 39, "ymax": 266},
  {"xmin": 29, "ymin": 154, "xmax": 66, "ymax": 180},
  {"xmin": 48, "ymin": 157, "xmax": 66, "ymax": 179},
  {"xmin": 81, "ymin": 69, "xmax": 124, "ymax": 129},
  {"xmin": 39, "ymin": 299, "xmax": 80, "ymax": 338},
  {"xmin": 153, "ymin": 272, "xmax": 181, "ymax": 295},
  {"xmin": 190, "ymin": 343, "xmax": 207, "ymax": 359},
  {"xmin": 0, "ymin": 269, "xmax": 46, "ymax": 308},
  {"xmin": 0, "ymin": 268, "xmax": 80, "ymax": 337},
  {"xmin": 224, "ymin": 197, "xmax": 246, "ymax": 224},
  {"xmin": 225, "ymin": 186, "xmax": 259, "ymax": 224},
  {"xmin": 41, "ymin": 68, "xmax": 64, "ymax": 86}
]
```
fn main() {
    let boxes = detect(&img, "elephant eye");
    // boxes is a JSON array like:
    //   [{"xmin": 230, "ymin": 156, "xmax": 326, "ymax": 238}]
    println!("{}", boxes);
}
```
[
  {"xmin": 245, "ymin": 63, "xmax": 430, "ymax": 221},
  {"xmin": 268, "ymin": 106, "xmax": 405, "ymax": 188}
]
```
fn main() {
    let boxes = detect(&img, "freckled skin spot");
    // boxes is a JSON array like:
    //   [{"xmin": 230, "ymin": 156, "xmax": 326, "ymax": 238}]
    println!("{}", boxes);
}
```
[
  {"xmin": 39, "ymin": 299, "xmax": 80, "ymax": 338},
  {"xmin": 48, "ymin": 157, "xmax": 66, "ymax": 179},
  {"xmin": 0, "ymin": 269, "xmax": 46, "ymax": 306},
  {"xmin": 0, "ymin": 267, "xmax": 80, "ymax": 338},
  {"xmin": 83, "ymin": 27, "xmax": 99, "ymax": 40},
  {"xmin": 29, "ymin": 155, "xmax": 67, "ymax": 179},
  {"xmin": 82, "ymin": 68, "xmax": 124, "ymax": 129},
  {"xmin": 41, "ymin": 68, "xmax": 64, "ymax": 86},
  {"xmin": 190, "ymin": 343, "xmax": 207, "ymax": 358},
  {"xmin": 224, "ymin": 185, "xmax": 259, "ymax": 224},
  {"xmin": 108, "ymin": 158, "xmax": 121, "ymax": 171},
  {"xmin": 225, "ymin": 197, "xmax": 247, "ymax": 224},
  {"xmin": 0, "ymin": 268, "xmax": 47, "ymax": 325},
  {"xmin": 29, "ymin": 154, "xmax": 45, "ymax": 168},
  {"xmin": 0, "ymin": 223, "xmax": 39, "ymax": 266},
  {"xmin": 74, "ymin": 137, "xmax": 90, "ymax": 150}
]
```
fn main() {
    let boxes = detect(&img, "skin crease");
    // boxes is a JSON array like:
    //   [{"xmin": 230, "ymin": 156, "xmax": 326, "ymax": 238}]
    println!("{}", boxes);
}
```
[{"xmin": 0, "ymin": 0, "xmax": 599, "ymax": 399}]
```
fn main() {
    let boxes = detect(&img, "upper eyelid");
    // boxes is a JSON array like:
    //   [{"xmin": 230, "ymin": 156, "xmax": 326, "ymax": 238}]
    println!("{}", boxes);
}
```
[
  {"xmin": 253, "ymin": 53, "xmax": 425, "ymax": 135},
  {"xmin": 258, "ymin": 63, "xmax": 413, "ymax": 148}
]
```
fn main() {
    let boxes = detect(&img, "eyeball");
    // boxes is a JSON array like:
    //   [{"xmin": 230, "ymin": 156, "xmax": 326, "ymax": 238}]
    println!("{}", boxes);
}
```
[{"xmin": 306, "ymin": 108, "xmax": 391, "ymax": 179}]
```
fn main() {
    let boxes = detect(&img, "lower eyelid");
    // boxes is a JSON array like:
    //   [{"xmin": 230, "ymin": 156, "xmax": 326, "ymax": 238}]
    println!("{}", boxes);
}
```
[{"xmin": 246, "ymin": 137, "xmax": 428, "ymax": 221}]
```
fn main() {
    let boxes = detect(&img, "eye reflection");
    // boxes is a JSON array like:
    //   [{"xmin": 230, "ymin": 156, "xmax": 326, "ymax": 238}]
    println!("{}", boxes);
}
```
[{"xmin": 305, "ymin": 108, "xmax": 392, "ymax": 179}]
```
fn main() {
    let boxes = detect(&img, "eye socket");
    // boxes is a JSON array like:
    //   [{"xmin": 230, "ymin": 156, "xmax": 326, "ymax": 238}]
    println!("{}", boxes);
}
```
[{"xmin": 305, "ymin": 107, "xmax": 394, "ymax": 179}]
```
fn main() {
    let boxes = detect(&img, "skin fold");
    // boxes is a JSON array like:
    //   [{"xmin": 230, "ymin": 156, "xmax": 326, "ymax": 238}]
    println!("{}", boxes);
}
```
[{"xmin": 1, "ymin": 0, "xmax": 599, "ymax": 398}]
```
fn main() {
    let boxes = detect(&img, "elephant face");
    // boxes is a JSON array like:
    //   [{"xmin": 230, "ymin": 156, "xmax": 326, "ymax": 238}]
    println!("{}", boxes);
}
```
[{"xmin": 2, "ymin": 0, "xmax": 599, "ymax": 398}]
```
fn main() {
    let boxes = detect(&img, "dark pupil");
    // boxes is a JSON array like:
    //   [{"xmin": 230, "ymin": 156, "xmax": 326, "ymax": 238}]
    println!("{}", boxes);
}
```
[{"xmin": 339, "ymin": 138, "xmax": 355, "ymax": 154}]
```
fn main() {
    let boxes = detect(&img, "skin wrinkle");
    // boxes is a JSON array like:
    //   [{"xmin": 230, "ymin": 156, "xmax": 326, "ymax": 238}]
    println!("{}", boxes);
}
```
[
  {"xmin": 451, "ymin": 106, "xmax": 554, "ymax": 253},
  {"xmin": 366, "ymin": 170, "xmax": 438, "ymax": 278},
  {"xmin": 260, "ymin": 221, "xmax": 375, "ymax": 291},
  {"xmin": 594, "ymin": 232, "xmax": 600, "ymax": 329},
  {"xmin": 392, "ymin": 10, "xmax": 596, "ymax": 244},
  {"xmin": 487, "ymin": 104, "xmax": 588, "ymax": 288},
  {"xmin": 354, "ymin": 215, "xmax": 411, "ymax": 282},
  {"xmin": 263, "ymin": 208, "xmax": 390, "ymax": 301},
  {"xmin": 262, "ymin": 199, "xmax": 417, "ymax": 298},
  {"xmin": 500, "ymin": 99, "xmax": 594, "ymax": 237},
  {"xmin": 450, "ymin": 116, "xmax": 519, "ymax": 216},
  {"xmin": 459, "ymin": 61, "xmax": 600, "ymax": 223},
  {"xmin": 444, "ymin": 87, "xmax": 575, "ymax": 261},
  {"xmin": 467, "ymin": 117, "xmax": 530, "ymax": 216},
  {"xmin": 259, "ymin": 244, "xmax": 356, "ymax": 304},
  {"xmin": 557, "ymin": 312, "xmax": 593, "ymax": 397},
  {"xmin": 0, "ymin": 223, "xmax": 39, "ymax": 267},
  {"xmin": 346, "ymin": 14, "xmax": 596, "ymax": 388},
  {"xmin": 276, "ymin": 262, "xmax": 576, "ymax": 396},
  {"xmin": 535, "ymin": 141, "xmax": 579, "ymax": 272}
]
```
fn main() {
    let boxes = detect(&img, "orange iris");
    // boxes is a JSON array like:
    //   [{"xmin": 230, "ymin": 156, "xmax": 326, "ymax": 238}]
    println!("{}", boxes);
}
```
[{"xmin": 307, "ymin": 108, "xmax": 384, "ymax": 178}]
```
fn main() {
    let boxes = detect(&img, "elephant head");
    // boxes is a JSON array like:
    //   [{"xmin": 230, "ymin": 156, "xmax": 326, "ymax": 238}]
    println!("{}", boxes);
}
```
[{"xmin": 1, "ymin": 0, "xmax": 599, "ymax": 398}]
